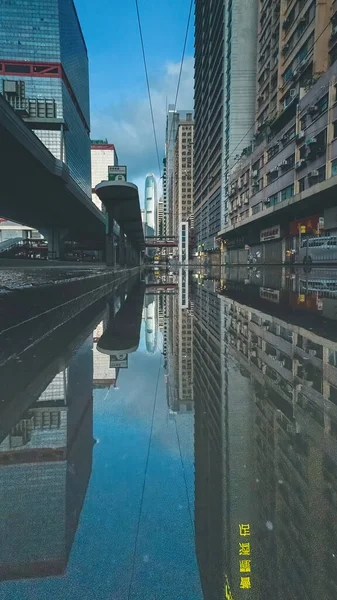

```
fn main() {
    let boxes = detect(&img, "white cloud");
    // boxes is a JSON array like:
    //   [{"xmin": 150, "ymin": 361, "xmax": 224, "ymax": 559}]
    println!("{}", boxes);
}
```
[{"xmin": 90, "ymin": 56, "xmax": 194, "ymax": 205}]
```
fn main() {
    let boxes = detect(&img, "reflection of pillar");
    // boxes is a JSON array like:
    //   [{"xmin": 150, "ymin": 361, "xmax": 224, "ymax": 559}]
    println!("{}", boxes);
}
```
[{"xmin": 106, "ymin": 212, "xmax": 115, "ymax": 267}]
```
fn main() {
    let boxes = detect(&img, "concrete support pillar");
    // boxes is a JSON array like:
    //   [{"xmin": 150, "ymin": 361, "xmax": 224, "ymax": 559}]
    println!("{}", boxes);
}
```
[
  {"xmin": 105, "ymin": 211, "xmax": 116, "ymax": 267},
  {"xmin": 119, "ymin": 228, "xmax": 125, "ymax": 268},
  {"xmin": 41, "ymin": 227, "xmax": 68, "ymax": 260}
]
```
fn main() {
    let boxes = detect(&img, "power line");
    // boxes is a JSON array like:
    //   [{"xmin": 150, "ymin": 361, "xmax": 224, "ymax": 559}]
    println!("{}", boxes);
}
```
[
  {"xmin": 135, "ymin": 0, "xmax": 162, "ymax": 177},
  {"xmin": 166, "ymin": 0, "xmax": 194, "ymax": 160}
]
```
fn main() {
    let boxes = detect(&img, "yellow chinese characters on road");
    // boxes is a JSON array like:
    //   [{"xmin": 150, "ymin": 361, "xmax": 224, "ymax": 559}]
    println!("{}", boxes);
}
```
[{"xmin": 239, "ymin": 524, "xmax": 252, "ymax": 590}]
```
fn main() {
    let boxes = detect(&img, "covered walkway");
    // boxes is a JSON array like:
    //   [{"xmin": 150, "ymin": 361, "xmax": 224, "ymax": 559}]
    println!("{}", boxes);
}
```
[{"xmin": 95, "ymin": 181, "xmax": 145, "ymax": 267}]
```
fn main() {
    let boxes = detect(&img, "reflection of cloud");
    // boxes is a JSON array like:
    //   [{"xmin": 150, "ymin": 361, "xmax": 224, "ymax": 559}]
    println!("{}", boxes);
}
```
[{"xmin": 90, "ymin": 56, "xmax": 194, "ymax": 205}]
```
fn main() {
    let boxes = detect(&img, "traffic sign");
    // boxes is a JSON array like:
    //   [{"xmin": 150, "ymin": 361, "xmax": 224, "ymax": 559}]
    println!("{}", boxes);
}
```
[{"xmin": 108, "ymin": 165, "xmax": 127, "ymax": 181}]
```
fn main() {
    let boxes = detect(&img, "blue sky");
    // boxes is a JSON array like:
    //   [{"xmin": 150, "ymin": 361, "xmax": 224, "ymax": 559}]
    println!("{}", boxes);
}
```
[{"xmin": 76, "ymin": 0, "xmax": 194, "ymax": 204}]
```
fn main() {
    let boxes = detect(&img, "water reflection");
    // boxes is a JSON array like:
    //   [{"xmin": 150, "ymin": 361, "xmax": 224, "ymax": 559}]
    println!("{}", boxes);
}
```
[
  {"xmin": 166, "ymin": 269, "xmax": 194, "ymax": 414},
  {"xmin": 2, "ymin": 266, "xmax": 337, "ymax": 598},
  {"xmin": 97, "ymin": 281, "xmax": 145, "ymax": 364},
  {"xmin": 0, "ymin": 276, "xmax": 145, "ymax": 588},
  {"xmin": 0, "ymin": 326, "xmax": 94, "ymax": 581},
  {"xmin": 193, "ymin": 266, "xmax": 337, "ymax": 599}
]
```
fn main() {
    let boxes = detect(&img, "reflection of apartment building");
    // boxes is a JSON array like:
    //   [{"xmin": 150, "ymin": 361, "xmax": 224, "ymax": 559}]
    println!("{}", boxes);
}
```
[
  {"xmin": 157, "ymin": 294, "xmax": 168, "ymax": 364},
  {"xmin": 167, "ymin": 274, "xmax": 194, "ymax": 413},
  {"xmin": 93, "ymin": 320, "xmax": 118, "ymax": 388},
  {"xmin": 218, "ymin": 286, "xmax": 337, "ymax": 598},
  {"xmin": 192, "ymin": 280, "xmax": 225, "ymax": 598},
  {"xmin": 0, "ymin": 335, "xmax": 94, "ymax": 580},
  {"xmin": 193, "ymin": 279, "xmax": 257, "ymax": 598}
]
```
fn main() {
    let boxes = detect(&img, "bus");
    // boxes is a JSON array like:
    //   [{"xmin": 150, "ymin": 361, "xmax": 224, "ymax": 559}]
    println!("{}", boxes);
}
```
[{"xmin": 297, "ymin": 236, "xmax": 337, "ymax": 264}]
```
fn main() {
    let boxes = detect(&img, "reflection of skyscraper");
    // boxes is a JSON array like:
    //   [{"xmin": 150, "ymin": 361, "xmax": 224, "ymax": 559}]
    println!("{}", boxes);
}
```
[
  {"xmin": 167, "ymin": 270, "xmax": 194, "ymax": 413},
  {"xmin": 144, "ymin": 295, "xmax": 158, "ymax": 354},
  {"xmin": 0, "ymin": 335, "xmax": 94, "ymax": 581},
  {"xmin": 193, "ymin": 277, "xmax": 261, "ymax": 599},
  {"xmin": 192, "ymin": 278, "xmax": 226, "ymax": 598},
  {"xmin": 214, "ymin": 274, "xmax": 337, "ymax": 599}
]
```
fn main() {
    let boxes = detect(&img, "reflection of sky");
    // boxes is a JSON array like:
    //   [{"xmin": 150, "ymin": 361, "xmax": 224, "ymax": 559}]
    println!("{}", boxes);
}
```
[{"xmin": 0, "ymin": 316, "xmax": 201, "ymax": 600}]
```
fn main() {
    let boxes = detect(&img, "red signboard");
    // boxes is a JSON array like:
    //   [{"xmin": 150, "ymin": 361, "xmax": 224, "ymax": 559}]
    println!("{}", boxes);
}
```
[{"xmin": 289, "ymin": 215, "xmax": 320, "ymax": 236}]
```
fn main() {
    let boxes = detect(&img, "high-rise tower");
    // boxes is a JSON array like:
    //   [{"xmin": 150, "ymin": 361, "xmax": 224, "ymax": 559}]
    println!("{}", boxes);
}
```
[{"xmin": 0, "ymin": 0, "xmax": 91, "ymax": 197}]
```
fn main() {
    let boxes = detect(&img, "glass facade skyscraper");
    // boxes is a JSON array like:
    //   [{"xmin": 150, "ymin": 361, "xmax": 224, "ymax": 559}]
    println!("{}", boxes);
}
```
[{"xmin": 0, "ymin": 0, "xmax": 91, "ymax": 196}]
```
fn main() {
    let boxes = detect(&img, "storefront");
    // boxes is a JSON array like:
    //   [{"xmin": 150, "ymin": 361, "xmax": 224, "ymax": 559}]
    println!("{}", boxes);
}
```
[
  {"xmin": 288, "ymin": 214, "xmax": 322, "ymax": 256},
  {"xmin": 259, "ymin": 224, "xmax": 283, "ymax": 264}
]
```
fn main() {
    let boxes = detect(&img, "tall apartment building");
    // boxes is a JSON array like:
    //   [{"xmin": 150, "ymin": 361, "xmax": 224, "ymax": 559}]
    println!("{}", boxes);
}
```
[
  {"xmin": 220, "ymin": 1, "xmax": 337, "ymax": 264},
  {"xmin": 194, "ymin": 0, "xmax": 258, "ymax": 251},
  {"xmin": 0, "ymin": 0, "xmax": 91, "ymax": 198},
  {"xmin": 156, "ymin": 199, "xmax": 164, "ymax": 237},
  {"xmin": 173, "ymin": 117, "xmax": 194, "ymax": 260},
  {"xmin": 91, "ymin": 140, "xmax": 118, "ymax": 211},
  {"xmin": 162, "ymin": 157, "xmax": 168, "ymax": 236},
  {"xmin": 257, "ymin": 0, "xmax": 331, "ymax": 128},
  {"xmin": 164, "ymin": 106, "xmax": 193, "ymax": 236}
]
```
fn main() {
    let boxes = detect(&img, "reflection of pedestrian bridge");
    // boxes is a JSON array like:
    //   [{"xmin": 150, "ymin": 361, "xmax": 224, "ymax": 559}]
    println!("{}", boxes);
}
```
[{"xmin": 145, "ymin": 237, "xmax": 178, "ymax": 247}]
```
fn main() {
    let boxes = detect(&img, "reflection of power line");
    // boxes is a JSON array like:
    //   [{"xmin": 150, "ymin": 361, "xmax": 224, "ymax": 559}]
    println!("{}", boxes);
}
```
[
  {"xmin": 174, "ymin": 417, "xmax": 194, "ymax": 531},
  {"xmin": 127, "ymin": 353, "xmax": 162, "ymax": 600}
]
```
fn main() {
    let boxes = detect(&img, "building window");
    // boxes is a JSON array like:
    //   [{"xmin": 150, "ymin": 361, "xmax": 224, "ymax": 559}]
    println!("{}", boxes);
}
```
[
  {"xmin": 252, "ymin": 204, "xmax": 261, "ymax": 215},
  {"xmin": 281, "ymin": 184, "xmax": 294, "ymax": 201},
  {"xmin": 299, "ymin": 145, "xmax": 306, "ymax": 159},
  {"xmin": 283, "ymin": 125, "xmax": 296, "ymax": 144},
  {"xmin": 299, "ymin": 177, "xmax": 305, "ymax": 192},
  {"xmin": 269, "ymin": 192, "xmax": 278, "ymax": 206},
  {"xmin": 332, "ymin": 159, "xmax": 337, "ymax": 177},
  {"xmin": 317, "ymin": 165, "xmax": 326, "ymax": 183},
  {"xmin": 267, "ymin": 144, "xmax": 279, "ymax": 161},
  {"xmin": 186, "ymin": 113, "xmax": 192, "ymax": 121},
  {"xmin": 267, "ymin": 170, "xmax": 278, "ymax": 184},
  {"xmin": 317, "ymin": 93, "xmax": 328, "ymax": 115},
  {"xmin": 333, "ymin": 121, "xmax": 337, "ymax": 139}
]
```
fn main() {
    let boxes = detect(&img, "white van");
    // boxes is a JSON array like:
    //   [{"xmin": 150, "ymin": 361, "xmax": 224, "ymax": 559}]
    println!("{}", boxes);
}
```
[{"xmin": 297, "ymin": 236, "xmax": 337, "ymax": 264}]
